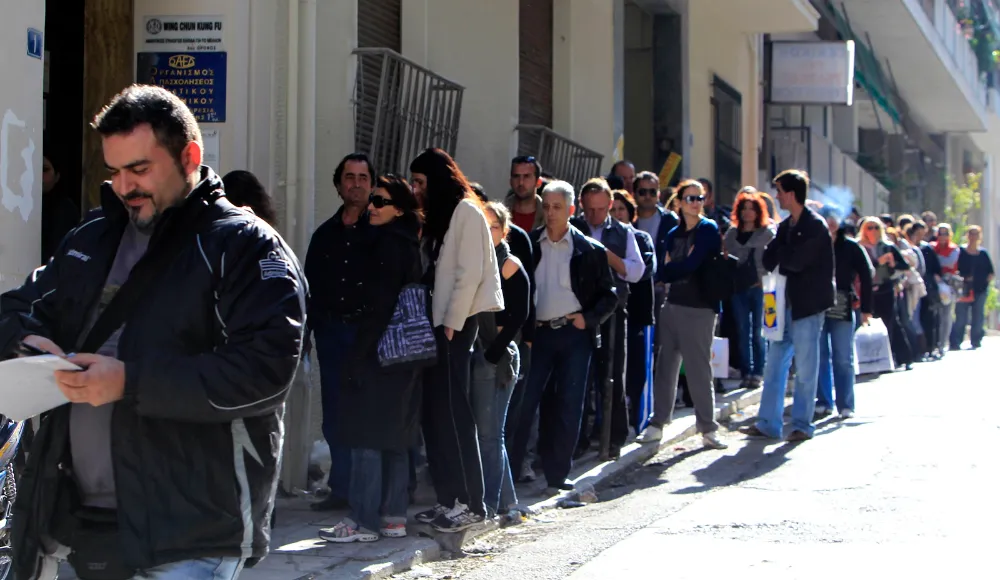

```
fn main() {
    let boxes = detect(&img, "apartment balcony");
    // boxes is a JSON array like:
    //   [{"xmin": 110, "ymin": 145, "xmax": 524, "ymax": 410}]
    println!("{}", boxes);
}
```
[
  {"xmin": 353, "ymin": 48, "xmax": 465, "ymax": 176},
  {"xmin": 771, "ymin": 127, "xmax": 890, "ymax": 215},
  {"xmin": 700, "ymin": 0, "xmax": 819, "ymax": 33},
  {"xmin": 835, "ymin": 0, "xmax": 988, "ymax": 133}
]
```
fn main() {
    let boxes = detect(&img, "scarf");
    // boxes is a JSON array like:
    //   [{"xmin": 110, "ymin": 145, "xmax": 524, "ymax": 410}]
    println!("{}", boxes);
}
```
[{"xmin": 933, "ymin": 239, "xmax": 956, "ymax": 257}]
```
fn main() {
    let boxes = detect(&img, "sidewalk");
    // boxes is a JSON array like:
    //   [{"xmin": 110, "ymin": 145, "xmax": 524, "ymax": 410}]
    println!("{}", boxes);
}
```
[{"xmin": 243, "ymin": 384, "xmax": 764, "ymax": 580}]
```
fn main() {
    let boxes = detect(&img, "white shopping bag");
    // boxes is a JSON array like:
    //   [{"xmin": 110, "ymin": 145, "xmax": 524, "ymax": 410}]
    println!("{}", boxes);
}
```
[
  {"xmin": 761, "ymin": 272, "xmax": 787, "ymax": 341},
  {"xmin": 855, "ymin": 317, "xmax": 895, "ymax": 375},
  {"xmin": 710, "ymin": 337, "xmax": 729, "ymax": 378}
]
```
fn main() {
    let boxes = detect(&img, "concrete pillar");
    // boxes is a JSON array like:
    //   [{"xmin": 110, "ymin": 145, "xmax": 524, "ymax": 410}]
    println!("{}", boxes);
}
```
[
  {"xmin": 830, "ymin": 104, "xmax": 857, "ymax": 154},
  {"xmin": 553, "ymin": 0, "xmax": 616, "ymax": 171}
]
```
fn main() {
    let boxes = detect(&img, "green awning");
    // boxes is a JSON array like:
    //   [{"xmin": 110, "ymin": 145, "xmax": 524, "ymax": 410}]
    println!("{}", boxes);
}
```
[{"xmin": 825, "ymin": 1, "xmax": 902, "ymax": 125}]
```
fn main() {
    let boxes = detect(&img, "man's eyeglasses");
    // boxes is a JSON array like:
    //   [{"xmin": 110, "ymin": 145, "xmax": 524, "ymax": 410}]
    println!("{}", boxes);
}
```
[
  {"xmin": 636, "ymin": 188, "xmax": 658, "ymax": 197},
  {"xmin": 684, "ymin": 195, "xmax": 706, "ymax": 203},
  {"xmin": 369, "ymin": 194, "xmax": 396, "ymax": 209}
]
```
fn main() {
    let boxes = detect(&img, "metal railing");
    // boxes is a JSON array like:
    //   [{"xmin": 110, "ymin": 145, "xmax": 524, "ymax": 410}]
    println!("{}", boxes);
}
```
[
  {"xmin": 515, "ymin": 125, "xmax": 604, "ymax": 187},
  {"xmin": 771, "ymin": 127, "xmax": 890, "ymax": 215},
  {"xmin": 353, "ymin": 48, "xmax": 465, "ymax": 176},
  {"xmin": 930, "ymin": 0, "xmax": 989, "ymax": 110}
]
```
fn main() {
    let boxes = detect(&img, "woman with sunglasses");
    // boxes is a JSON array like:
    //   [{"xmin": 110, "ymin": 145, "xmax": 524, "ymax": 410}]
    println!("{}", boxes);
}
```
[
  {"xmin": 638, "ymin": 179, "xmax": 727, "ymax": 450},
  {"xmin": 409, "ymin": 148, "xmax": 503, "ymax": 533},
  {"xmin": 320, "ymin": 175, "xmax": 423, "ymax": 543},
  {"xmin": 857, "ymin": 217, "xmax": 912, "ymax": 370},
  {"xmin": 724, "ymin": 187, "xmax": 774, "ymax": 390}
]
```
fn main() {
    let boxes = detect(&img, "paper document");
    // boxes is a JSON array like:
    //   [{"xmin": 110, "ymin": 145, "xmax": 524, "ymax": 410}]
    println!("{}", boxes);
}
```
[{"xmin": 0, "ymin": 355, "xmax": 81, "ymax": 421}]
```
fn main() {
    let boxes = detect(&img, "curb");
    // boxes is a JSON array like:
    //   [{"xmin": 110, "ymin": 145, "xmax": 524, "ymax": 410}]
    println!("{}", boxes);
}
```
[{"xmin": 354, "ymin": 386, "xmax": 764, "ymax": 578}]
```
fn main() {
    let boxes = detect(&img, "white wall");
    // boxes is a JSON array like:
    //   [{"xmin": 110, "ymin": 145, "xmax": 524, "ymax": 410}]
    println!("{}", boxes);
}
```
[
  {"xmin": 403, "ymin": 0, "xmax": 519, "ymax": 197},
  {"xmin": 0, "ymin": 0, "xmax": 45, "ymax": 290},
  {"xmin": 553, "ymin": 0, "xmax": 617, "ymax": 173}
]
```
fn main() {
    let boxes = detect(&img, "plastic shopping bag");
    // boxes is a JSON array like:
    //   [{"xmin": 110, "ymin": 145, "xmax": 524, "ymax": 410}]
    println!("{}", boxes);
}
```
[
  {"xmin": 710, "ymin": 337, "xmax": 729, "ymax": 378},
  {"xmin": 855, "ymin": 317, "xmax": 895, "ymax": 375},
  {"xmin": 636, "ymin": 325, "xmax": 655, "ymax": 433},
  {"xmin": 761, "ymin": 272, "xmax": 787, "ymax": 342}
]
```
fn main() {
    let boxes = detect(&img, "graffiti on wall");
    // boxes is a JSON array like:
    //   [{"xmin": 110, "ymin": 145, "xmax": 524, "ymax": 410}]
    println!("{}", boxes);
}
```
[{"xmin": 0, "ymin": 109, "xmax": 35, "ymax": 222}]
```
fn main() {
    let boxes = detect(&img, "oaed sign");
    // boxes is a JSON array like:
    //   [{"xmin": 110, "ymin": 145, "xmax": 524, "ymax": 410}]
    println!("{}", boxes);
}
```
[{"xmin": 770, "ymin": 41, "xmax": 856, "ymax": 106}]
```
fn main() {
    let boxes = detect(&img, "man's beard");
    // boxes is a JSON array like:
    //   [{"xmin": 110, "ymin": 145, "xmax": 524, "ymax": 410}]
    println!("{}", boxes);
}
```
[
  {"xmin": 514, "ymin": 187, "xmax": 534, "ymax": 201},
  {"xmin": 123, "ymin": 192, "xmax": 160, "ymax": 234}
]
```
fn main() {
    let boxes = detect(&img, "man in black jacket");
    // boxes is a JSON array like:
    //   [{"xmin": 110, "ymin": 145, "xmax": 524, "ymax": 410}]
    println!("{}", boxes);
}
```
[
  {"xmin": 741, "ymin": 169, "xmax": 833, "ymax": 442},
  {"xmin": 2, "ymin": 85, "xmax": 306, "ymax": 579},
  {"xmin": 508, "ymin": 180, "xmax": 617, "ymax": 492}
]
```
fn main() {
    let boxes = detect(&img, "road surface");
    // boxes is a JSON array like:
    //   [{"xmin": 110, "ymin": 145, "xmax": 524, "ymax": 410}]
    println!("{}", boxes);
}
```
[{"xmin": 395, "ymin": 339, "xmax": 1000, "ymax": 580}]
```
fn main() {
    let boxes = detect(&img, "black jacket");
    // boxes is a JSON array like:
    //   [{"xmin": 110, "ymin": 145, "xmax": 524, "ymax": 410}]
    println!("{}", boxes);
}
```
[
  {"xmin": 762, "ymin": 207, "xmax": 835, "ymax": 320},
  {"xmin": 41, "ymin": 191, "xmax": 80, "ymax": 265},
  {"xmin": 920, "ymin": 243, "xmax": 943, "ymax": 306},
  {"xmin": 339, "ymin": 215, "xmax": 423, "ymax": 451},
  {"xmin": 628, "ymin": 227, "xmax": 657, "ymax": 327},
  {"xmin": 2, "ymin": 168, "xmax": 307, "ymax": 577},
  {"xmin": 649, "ymin": 207, "xmax": 680, "ymax": 270},
  {"xmin": 506, "ymin": 223, "xmax": 535, "ymax": 342},
  {"xmin": 529, "ymin": 225, "xmax": 617, "ymax": 330},
  {"xmin": 834, "ymin": 230, "xmax": 875, "ymax": 315}
]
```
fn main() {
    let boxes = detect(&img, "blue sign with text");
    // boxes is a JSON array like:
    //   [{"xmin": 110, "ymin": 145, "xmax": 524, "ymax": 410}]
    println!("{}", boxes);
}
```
[
  {"xmin": 27, "ymin": 28, "xmax": 42, "ymax": 59},
  {"xmin": 136, "ymin": 52, "xmax": 227, "ymax": 123}
]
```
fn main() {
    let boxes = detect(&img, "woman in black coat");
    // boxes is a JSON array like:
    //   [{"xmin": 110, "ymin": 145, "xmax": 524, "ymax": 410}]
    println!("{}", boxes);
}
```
[{"xmin": 321, "ymin": 175, "xmax": 423, "ymax": 543}]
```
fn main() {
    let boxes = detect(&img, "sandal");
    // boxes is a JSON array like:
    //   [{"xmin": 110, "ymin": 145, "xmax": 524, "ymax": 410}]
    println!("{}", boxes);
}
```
[{"xmin": 319, "ymin": 519, "xmax": 379, "ymax": 543}]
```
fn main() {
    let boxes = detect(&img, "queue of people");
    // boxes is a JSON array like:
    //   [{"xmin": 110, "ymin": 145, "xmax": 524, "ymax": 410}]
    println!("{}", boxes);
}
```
[{"xmin": 12, "ymin": 84, "xmax": 994, "ymax": 579}]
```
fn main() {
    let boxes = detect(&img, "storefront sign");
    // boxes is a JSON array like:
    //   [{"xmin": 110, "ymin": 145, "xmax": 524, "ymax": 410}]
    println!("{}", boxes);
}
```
[
  {"xmin": 142, "ymin": 15, "xmax": 224, "ymax": 52},
  {"xmin": 136, "ymin": 52, "xmax": 227, "ymax": 123},
  {"xmin": 770, "ymin": 41, "xmax": 855, "ymax": 105}
]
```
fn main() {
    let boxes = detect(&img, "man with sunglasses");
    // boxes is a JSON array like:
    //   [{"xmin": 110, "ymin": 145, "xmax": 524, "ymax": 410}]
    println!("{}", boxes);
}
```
[{"xmin": 633, "ymin": 171, "xmax": 679, "ymax": 275}]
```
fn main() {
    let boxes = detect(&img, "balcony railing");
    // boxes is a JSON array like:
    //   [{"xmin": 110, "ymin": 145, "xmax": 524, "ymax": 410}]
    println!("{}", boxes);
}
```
[
  {"xmin": 353, "ymin": 48, "xmax": 465, "ymax": 176},
  {"xmin": 928, "ymin": 0, "xmax": 989, "ymax": 108},
  {"xmin": 771, "ymin": 127, "xmax": 890, "ymax": 215},
  {"xmin": 515, "ymin": 125, "xmax": 603, "ymax": 187}
]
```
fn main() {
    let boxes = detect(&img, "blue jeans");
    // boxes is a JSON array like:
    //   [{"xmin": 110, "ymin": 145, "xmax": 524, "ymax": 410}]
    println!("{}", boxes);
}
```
[
  {"xmin": 731, "ymin": 286, "xmax": 766, "ymax": 377},
  {"xmin": 817, "ymin": 313, "xmax": 857, "ymax": 413},
  {"xmin": 59, "ymin": 557, "xmax": 245, "ymax": 579},
  {"xmin": 471, "ymin": 345, "xmax": 520, "ymax": 515},
  {"xmin": 756, "ymin": 307, "xmax": 824, "ymax": 438},
  {"xmin": 951, "ymin": 291, "xmax": 987, "ymax": 348},
  {"xmin": 348, "ymin": 448, "xmax": 409, "ymax": 532},
  {"xmin": 509, "ymin": 325, "xmax": 592, "ymax": 487},
  {"xmin": 313, "ymin": 320, "xmax": 356, "ymax": 499}
]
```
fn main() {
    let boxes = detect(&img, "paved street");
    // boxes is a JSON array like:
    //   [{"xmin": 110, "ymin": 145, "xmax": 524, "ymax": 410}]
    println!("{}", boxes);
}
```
[{"xmin": 393, "ymin": 338, "xmax": 1000, "ymax": 580}]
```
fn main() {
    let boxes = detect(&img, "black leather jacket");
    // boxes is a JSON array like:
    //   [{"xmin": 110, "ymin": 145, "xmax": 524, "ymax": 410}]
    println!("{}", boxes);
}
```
[
  {"xmin": 2, "ymin": 168, "xmax": 307, "ymax": 577},
  {"xmin": 529, "ymin": 225, "xmax": 617, "ymax": 330}
]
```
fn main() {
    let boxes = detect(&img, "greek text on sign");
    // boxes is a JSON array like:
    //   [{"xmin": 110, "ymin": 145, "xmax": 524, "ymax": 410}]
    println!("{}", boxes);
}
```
[
  {"xmin": 770, "ymin": 41, "xmax": 855, "ymax": 106},
  {"xmin": 136, "ymin": 52, "xmax": 228, "ymax": 123},
  {"xmin": 142, "ymin": 15, "xmax": 225, "ymax": 52}
]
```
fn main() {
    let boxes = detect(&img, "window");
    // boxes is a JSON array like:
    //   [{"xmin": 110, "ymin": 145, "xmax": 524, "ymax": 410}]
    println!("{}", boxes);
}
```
[{"xmin": 712, "ymin": 76, "xmax": 743, "ymax": 207}]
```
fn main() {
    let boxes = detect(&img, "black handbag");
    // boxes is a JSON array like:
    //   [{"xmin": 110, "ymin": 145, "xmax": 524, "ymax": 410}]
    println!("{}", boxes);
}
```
[
  {"xmin": 699, "ymin": 251, "xmax": 740, "ymax": 302},
  {"xmin": 377, "ymin": 284, "xmax": 438, "ymax": 368}
]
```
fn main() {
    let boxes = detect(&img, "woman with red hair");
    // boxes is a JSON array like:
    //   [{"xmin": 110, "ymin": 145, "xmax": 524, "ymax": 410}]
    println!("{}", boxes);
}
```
[{"xmin": 723, "ymin": 187, "xmax": 774, "ymax": 389}]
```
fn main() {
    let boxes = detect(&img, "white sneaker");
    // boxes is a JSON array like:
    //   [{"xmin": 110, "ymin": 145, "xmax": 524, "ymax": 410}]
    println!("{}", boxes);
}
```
[
  {"xmin": 839, "ymin": 409, "xmax": 855, "ymax": 419},
  {"xmin": 636, "ymin": 425, "xmax": 663, "ymax": 443},
  {"xmin": 702, "ymin": 431, "xmax": 728, "ymax": 450}
]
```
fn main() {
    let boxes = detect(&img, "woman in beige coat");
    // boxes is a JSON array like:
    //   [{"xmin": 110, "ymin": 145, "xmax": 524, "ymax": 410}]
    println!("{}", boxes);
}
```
[{"xmin": 409, "ymin": 148, "xmax": 504, "ymax": 533}]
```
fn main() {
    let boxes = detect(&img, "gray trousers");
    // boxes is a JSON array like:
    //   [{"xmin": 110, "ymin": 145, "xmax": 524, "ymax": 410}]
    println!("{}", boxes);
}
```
[{"xmin": 652, "ymin": 302, "xmax": 719, "ymax": 434}]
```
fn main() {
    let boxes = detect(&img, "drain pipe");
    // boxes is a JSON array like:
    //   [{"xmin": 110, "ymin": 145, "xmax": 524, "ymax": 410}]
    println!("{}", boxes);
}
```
[
  {"xmin": 284, "ymin": 0, "xmax": 300, "ymax": 252},
  {"xmin": 297, "ymin": 0, "xmax": 317, "ymax": 251}
]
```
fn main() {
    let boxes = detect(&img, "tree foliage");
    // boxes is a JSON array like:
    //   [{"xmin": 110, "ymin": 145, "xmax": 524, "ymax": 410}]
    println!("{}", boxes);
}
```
[{"xmin": 944, "ymin": 172, "xmax": 982, "ymax": 242}]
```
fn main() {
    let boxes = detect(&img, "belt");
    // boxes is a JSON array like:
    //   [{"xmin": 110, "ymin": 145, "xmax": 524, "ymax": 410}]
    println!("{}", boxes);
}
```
[{"xmin": 537, "ymin": 316, "xmax": 571, "ymax": 329}]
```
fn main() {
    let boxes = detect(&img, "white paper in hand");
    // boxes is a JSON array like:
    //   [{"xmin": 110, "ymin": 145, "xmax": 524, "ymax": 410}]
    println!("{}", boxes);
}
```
[{"xmin": 0, "ymin": 355, "xmax": 81, "ymax": 421}]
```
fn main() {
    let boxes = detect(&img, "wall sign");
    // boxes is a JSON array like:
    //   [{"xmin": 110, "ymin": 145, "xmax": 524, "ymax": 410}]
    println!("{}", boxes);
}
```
[
  {"xmin": 770, "ymin": 41, "xmax": 856, "ymax": 106},
  {"xmin": 26, "ymin": 28, "xmax": 42, "ymax": 59},
  {"xmin": 136, "ymin": 52, "xmax": 227, "ymax": 123},
  {"xmin": 141, "ymin": 15, "xmax": 224, "ymax": 52}
]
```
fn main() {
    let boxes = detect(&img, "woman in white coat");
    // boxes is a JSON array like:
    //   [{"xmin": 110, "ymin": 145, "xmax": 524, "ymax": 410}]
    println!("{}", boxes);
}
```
[{"xmin": 409, "ymin": 148, "xmax": 504, "ymax": 533}]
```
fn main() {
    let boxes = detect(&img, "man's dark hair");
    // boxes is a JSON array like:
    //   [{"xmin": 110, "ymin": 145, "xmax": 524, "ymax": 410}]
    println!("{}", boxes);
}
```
[
  {"xmin": 223, "ymin": 170, "xmax": 278, "ymax": 227},
  {"xmin": 606, "ymin": 174, "xmax": 626, "ymax": 190},
  {"xmin": 511, "ymin": 155, "xmax": 542, "ymax": 179},
  {"xmin": 879, "ymin": 213, "xmax": 895, "ymax": 227},
  {"xmin": 772, "ymin": 169, "xmax": 809, "ymax": 205},
  {"xmin": 91, "ymin": 84, "xmax": 202, "ymax": 166},
  {"xmin": 633, "ymin": 171, "xmax": 659, "ymax": 191},
  {"xmin": 697, "ymin": 177, "xmax": 714, "ymax": 194},
  {"xmin": 333, "ymin": 153, "xmax": 375, "ymax": 188},
  {"xmin": 610, "ymin": 160, "xmax": 635, "ymax": 176}
]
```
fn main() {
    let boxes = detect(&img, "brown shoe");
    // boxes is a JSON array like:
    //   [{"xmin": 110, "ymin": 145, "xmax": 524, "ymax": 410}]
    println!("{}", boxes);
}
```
[
  {"xmin": 787, "ymin": 430, "xmax": 812, "ymax": 442},
  {"xmin": 738, "ymin": 425, "xmax": 768, "ymax": 438}
]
